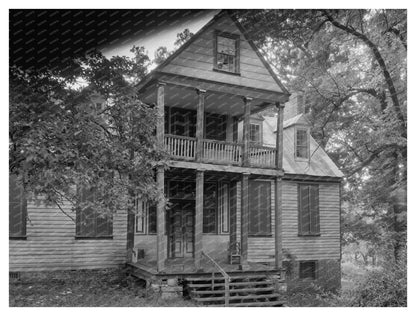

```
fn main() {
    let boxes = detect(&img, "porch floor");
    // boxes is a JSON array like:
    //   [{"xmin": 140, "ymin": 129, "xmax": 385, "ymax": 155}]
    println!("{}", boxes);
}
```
[{"xmin": 127, "ymin": 258, "xmax": 281, "ymax": 281}]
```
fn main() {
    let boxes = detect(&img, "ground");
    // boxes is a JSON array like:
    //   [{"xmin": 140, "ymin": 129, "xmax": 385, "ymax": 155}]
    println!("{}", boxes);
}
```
[
  {"xmin": 10, "ymin": 260, "xmax": 364, "ymax": 307},
  {"xmin": 9, "ymin": 268, "xmax": 197, "ymax": 307}
]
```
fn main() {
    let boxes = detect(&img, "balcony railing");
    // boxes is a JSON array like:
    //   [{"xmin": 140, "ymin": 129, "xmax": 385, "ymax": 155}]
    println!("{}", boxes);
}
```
[
  {"xmin": 202, "ymin": 139, "xmax": 241, "ymax": 165},
  {"xmin": 249, "ymin": 144, "xmax": 277, "ymax": 168},
  {"xmin": 164, "ymin": 134, "xmax": 277, "ymax": 169}
]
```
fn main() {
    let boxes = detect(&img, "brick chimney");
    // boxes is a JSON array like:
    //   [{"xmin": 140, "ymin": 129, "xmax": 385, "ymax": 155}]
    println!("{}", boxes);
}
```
[{"xmin": 284, "ymin": 93, "xmax": 305, "ymax": 121}]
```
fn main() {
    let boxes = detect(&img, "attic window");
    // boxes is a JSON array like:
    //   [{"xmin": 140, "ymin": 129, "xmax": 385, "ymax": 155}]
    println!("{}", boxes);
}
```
[
  {"xmin": 295, "ymin": 128, "xmax": 309, "ymax": 159},
  {"xmin": 214, "ymin": 32, "xmax": 240, "ymax": 73}
]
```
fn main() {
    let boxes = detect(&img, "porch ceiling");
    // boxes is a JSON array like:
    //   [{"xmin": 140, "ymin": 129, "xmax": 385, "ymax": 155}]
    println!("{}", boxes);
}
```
[{"xmin": 139, "ymin": 80, "xmax": 274, "ymax": 117}]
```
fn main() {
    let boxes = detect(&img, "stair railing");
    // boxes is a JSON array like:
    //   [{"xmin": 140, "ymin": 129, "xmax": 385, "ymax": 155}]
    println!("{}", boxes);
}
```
[{"xmin": 201, "ymin": 251, "xmax": 231, "ymax": 306}]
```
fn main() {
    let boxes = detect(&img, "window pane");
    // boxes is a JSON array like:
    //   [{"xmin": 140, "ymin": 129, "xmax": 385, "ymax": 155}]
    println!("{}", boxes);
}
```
[
  {"xmin": 296, "ymin": 130, "xmax": 308, "ymax": 158},
  {"xmin": 217, "ymin": 36, "xmax": 235, "ymax": 55},
  {"xmin": 148, "ymin": 204, "xmax": 157, "ymax": 234},
  {"xmin": 250, "ymin": 124, "xmax": 260, "ymax": 142},
  {"xmin": 96, "ymin": 213, "xmax": 112, "ymax": 236},
  {"xmin": 135, "ymin": 200, "xmax": 145, "ymax": 233}
]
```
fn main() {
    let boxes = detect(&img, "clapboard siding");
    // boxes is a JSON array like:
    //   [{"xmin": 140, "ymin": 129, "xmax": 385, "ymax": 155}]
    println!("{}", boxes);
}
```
[
  {"xmin": 281, "ymin": 181, "xmax": 341, "ymax": 260},
  {"xmin": 160, "ymin": 14, "xmax": 283, "ymax": 93},
  {"xmin": 9, "ymin": 201, "xmax": 127, "ymax": 272}
]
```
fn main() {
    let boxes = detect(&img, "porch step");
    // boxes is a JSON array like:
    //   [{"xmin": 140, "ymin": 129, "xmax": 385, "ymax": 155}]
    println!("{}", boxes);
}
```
[
  {"xmin": 187, "ymin": 280, "xmax": 274, "ymax": 288},
  {"xmin": 191, "ymin": 286, "xmax": 275, "ymax": 295},
  {"xmin": 184, "ymin": 272, "xmax": 286, "ymax": 307},
  {"xmin": 193, "ymin": 293, "xmax": 280, "ymax": 302},
  {"xmin": 185, "ymin": 274, "xmax": 268, "ymax": 282}
]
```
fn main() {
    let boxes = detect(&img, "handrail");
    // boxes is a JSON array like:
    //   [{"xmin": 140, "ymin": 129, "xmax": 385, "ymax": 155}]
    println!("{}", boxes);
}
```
[
  {"xmin": 164, "ymin": 134, "xmax": 196, "ymax": 141},
  {"xmin": 201, "ymin": 251, "xmax": 230, "ymax": 307}
]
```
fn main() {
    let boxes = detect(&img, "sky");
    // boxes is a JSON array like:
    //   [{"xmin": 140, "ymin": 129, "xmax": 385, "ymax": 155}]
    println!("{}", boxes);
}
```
[{"xmin": 9, "ymin": 9, "xmax": 217, "ymax": 72}]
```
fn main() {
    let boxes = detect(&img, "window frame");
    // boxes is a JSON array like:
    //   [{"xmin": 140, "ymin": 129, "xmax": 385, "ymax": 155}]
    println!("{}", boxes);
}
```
[
  {"xmin": 295, "ymin": 127, "xmax": 310, "ymax": 160},
  {"xmin": 249, "ymin": 122, "xmax": 262, "ymax": 144},
  {"xmin": 213, "ymin": 30, "xmax": 240, "ymax": 75},
  {"xmin": 9, "ymin": 175, "xmax": 27, "ymax": 240},
  {"xmin": 218, "ymin": 182, "xmax": 230, "ymax": 234},
  {"xmin": 75, "ymin": 187, "xmax": 113, "ymax": 240},
  {"xmin": 298, "ymin": 183, "xmax": 320, "ymax": 236},
  {"xmin": 299, "ymin": 260, "xmax": 318, "ymax": 280}
]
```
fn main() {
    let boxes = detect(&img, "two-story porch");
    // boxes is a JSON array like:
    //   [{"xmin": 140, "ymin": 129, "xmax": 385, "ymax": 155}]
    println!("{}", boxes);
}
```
[{"xmin": 129, "ymin": 73, "xmax": 288, "ymax": 273}]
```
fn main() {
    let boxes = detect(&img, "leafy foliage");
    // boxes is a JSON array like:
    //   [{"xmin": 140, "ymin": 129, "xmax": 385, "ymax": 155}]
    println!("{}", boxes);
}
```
[
  {"xmin": 9, "ymin": 47, "xmax": 166, "ymax": 219},
  {"xmin": 238, "ymin": 9, "xmax": 407, "ymax": 264},
  {"xmin": 153, "ymin": 29, "xmax": 194, "ymax": 65}
]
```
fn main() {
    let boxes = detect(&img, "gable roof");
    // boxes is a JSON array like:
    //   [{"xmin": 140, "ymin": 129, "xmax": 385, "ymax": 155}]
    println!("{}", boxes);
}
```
[
  {"xmin": 137, "ymin": 10, "xmax": 290, "ymax": 96},
  {"xmin": 261, "ymin": 115, "xmax": 343, "ymax": 178}
]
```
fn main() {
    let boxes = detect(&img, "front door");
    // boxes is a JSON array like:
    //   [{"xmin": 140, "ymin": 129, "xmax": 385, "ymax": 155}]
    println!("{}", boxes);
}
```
[{"xmin": 168, "ymin": 200, "xmax": 195, "ymax": 258}]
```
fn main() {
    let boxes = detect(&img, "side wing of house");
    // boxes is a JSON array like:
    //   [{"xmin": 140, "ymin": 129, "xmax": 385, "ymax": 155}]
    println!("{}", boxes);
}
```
[
  {"xmin": 242, "ymin": 108, "xmax": 343, "ymax": 290},
  {"xmin": 9, "ymin": 176, "xmax": 127, "ymax": 273}
]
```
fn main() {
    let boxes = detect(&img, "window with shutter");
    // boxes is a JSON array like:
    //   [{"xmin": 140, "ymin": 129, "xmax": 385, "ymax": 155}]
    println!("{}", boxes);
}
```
[
  {"xmin": 298, "ymin": 184, "xmax": 320, "ymax": 236},
  {"xmin": 76, "ymin": 186, "xmax": 113, "ymax": 238},
  {"xmin": 9, "ymin": 175, "xmax": 27, "ymax": 239},
  {"xmin": 203, "ymin": 182, "xmax": 217, "ymax": 234},
  {"xmin": 249, "ymin": 181, "xmax": 271, "ymax": 236}
]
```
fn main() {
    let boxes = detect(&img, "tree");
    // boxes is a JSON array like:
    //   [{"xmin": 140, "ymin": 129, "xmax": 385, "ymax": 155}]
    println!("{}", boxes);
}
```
[
  {"xmin": 152, "ymin": 28, "xmax": 194, "ymax": 65},
  {"xmin": 238, "ymin": 9, "xmax": 407, "ymax": 262},
  {"xmin": 9, "ymin": 46, "xmax": 166, "ymax": 221}
]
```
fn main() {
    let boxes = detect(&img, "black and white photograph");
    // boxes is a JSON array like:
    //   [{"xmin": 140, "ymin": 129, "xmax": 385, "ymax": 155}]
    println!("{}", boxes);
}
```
[{"xmin": 7, "ymin": 2, "xmax": 408, "ymax": 309}]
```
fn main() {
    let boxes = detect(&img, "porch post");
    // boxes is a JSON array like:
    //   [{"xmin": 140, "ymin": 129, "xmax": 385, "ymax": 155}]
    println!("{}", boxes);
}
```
[
  {"xmin": 240, "ymin": 172, "xmax": 250, "ymax": 268},
  {"xmin": 195, "ymin": 169, "xmax": 204, "ymax": 269},
  {"xmin": 229, "ymin": 181, "xmax": 238, "ymax": 260},
  {"xmin": 242, "ymin": 97, "xmax": 252, "ymax": 167},
  {"xmin": 196, "ymin": 89, "xmax": 206, "ymax": 162},
  {"xmin": 275, "ymin": 102, "xmax": 285, "ymax": 270},
  {"xmin": 156, "ymin": 82, "xmax": 166, "ymax": 272},
  {"xmin": 275, "ymin": 102, "xmax": 285, "ymax": 170}
]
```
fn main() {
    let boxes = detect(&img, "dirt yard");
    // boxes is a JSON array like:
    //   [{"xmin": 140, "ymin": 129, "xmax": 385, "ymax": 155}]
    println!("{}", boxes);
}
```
[{"xmin": 9, "ymin": 268, "xmax": 197, "ymax": 307}]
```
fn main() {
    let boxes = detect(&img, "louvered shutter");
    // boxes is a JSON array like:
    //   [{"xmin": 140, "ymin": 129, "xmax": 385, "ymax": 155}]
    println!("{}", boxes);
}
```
[
  {"xmin": 309, "ymin": 185, "xmax": 320, "ymax": 234},
  {"xmin": 299, "ymin": 185, "xmax": 310, "ymax": 235}
]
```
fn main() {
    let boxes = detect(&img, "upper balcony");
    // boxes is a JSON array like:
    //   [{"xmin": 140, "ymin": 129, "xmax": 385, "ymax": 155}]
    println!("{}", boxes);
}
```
[{"xmin": 164, "ymin": 134, "xmax": 277, "ymax": 169}]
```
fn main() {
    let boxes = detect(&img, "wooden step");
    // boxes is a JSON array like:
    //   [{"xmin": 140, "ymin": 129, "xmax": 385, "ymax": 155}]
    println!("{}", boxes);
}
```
[
  {"xmin": 191, "ymin": 286, "xmax": 275, "ymax": 295},
  {"xmin": 217, "ymin": 300, "xmax": 286, "ymax": 307},
  {"xmin": 185, "ymin": 274, "xmax": 268, "ymax": 282},
  {"xmin": 193, "ymin": 293, "xmax": 281, "ymax": 302},
  {"xmin": 187, "ymin": 280, "xmax": 274, "ymax": 288}
]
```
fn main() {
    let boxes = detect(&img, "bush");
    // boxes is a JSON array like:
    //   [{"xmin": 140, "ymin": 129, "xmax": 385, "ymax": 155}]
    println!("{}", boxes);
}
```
[{"xmin": 351, "ymin": 259, "xmax": 407, "ymax": 307}]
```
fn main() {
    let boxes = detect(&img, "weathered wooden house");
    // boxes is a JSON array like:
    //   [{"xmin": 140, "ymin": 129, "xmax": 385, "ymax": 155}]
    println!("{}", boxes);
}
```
[{"xmin": 9, "ymin": 10, "xmax": 343, "ymax": 306}]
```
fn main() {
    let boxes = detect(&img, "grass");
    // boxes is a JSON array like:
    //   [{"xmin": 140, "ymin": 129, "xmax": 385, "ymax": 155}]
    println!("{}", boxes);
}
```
[{"xmin": 9, "ymin": 268, "xmax": 198, "ymax": 307}]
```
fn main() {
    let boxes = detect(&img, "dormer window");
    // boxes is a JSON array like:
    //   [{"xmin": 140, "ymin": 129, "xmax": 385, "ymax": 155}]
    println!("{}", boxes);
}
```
[
  {"xmin": 249, "ymin": 123, "xmax": 261, "ymax": 143},
  {"xmin": 214, "ymin": 32, "xmax": 240, "ymax": 74},
  {"xmin": 295, "ymin": 128, "xmax": 309, "ymax": 159}
]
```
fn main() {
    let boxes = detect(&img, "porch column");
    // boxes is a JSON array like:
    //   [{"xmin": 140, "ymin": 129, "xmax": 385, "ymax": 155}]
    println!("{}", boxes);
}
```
[
  {"xmin": 240, "ymin": 172, "xmax": 250, "ymax": 268},
  {"xmin": 156, "ymin": 82, "xmax": 166, "ymax": 272},
  {"xmin": 195, "ymin": 169, "xmax": 204, "ymax": 270},
  {"xmin": 229, "ymin": 181, "xmax": 238, "ymax": 259},
  {"xmin": 156, "ymin": 82, "xmax": 166, "ymax": 146},
  {"xmin": 156, "ymin": 167, "xmax": 166, "ymax": 272},
  {"xmin": 196, "ymin": 89, "xmax": 206, "ymax": 162},
  {"xmin": 242, "ymin": 97, "xmax": 252, "ymax": 166},
  {"xmin": 274, "ymin": 102, "xmax": 285, "ymax": 270},
  {"xmin": 275, "ymin": 102, "xmax": 285, "ymax": 170}
]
